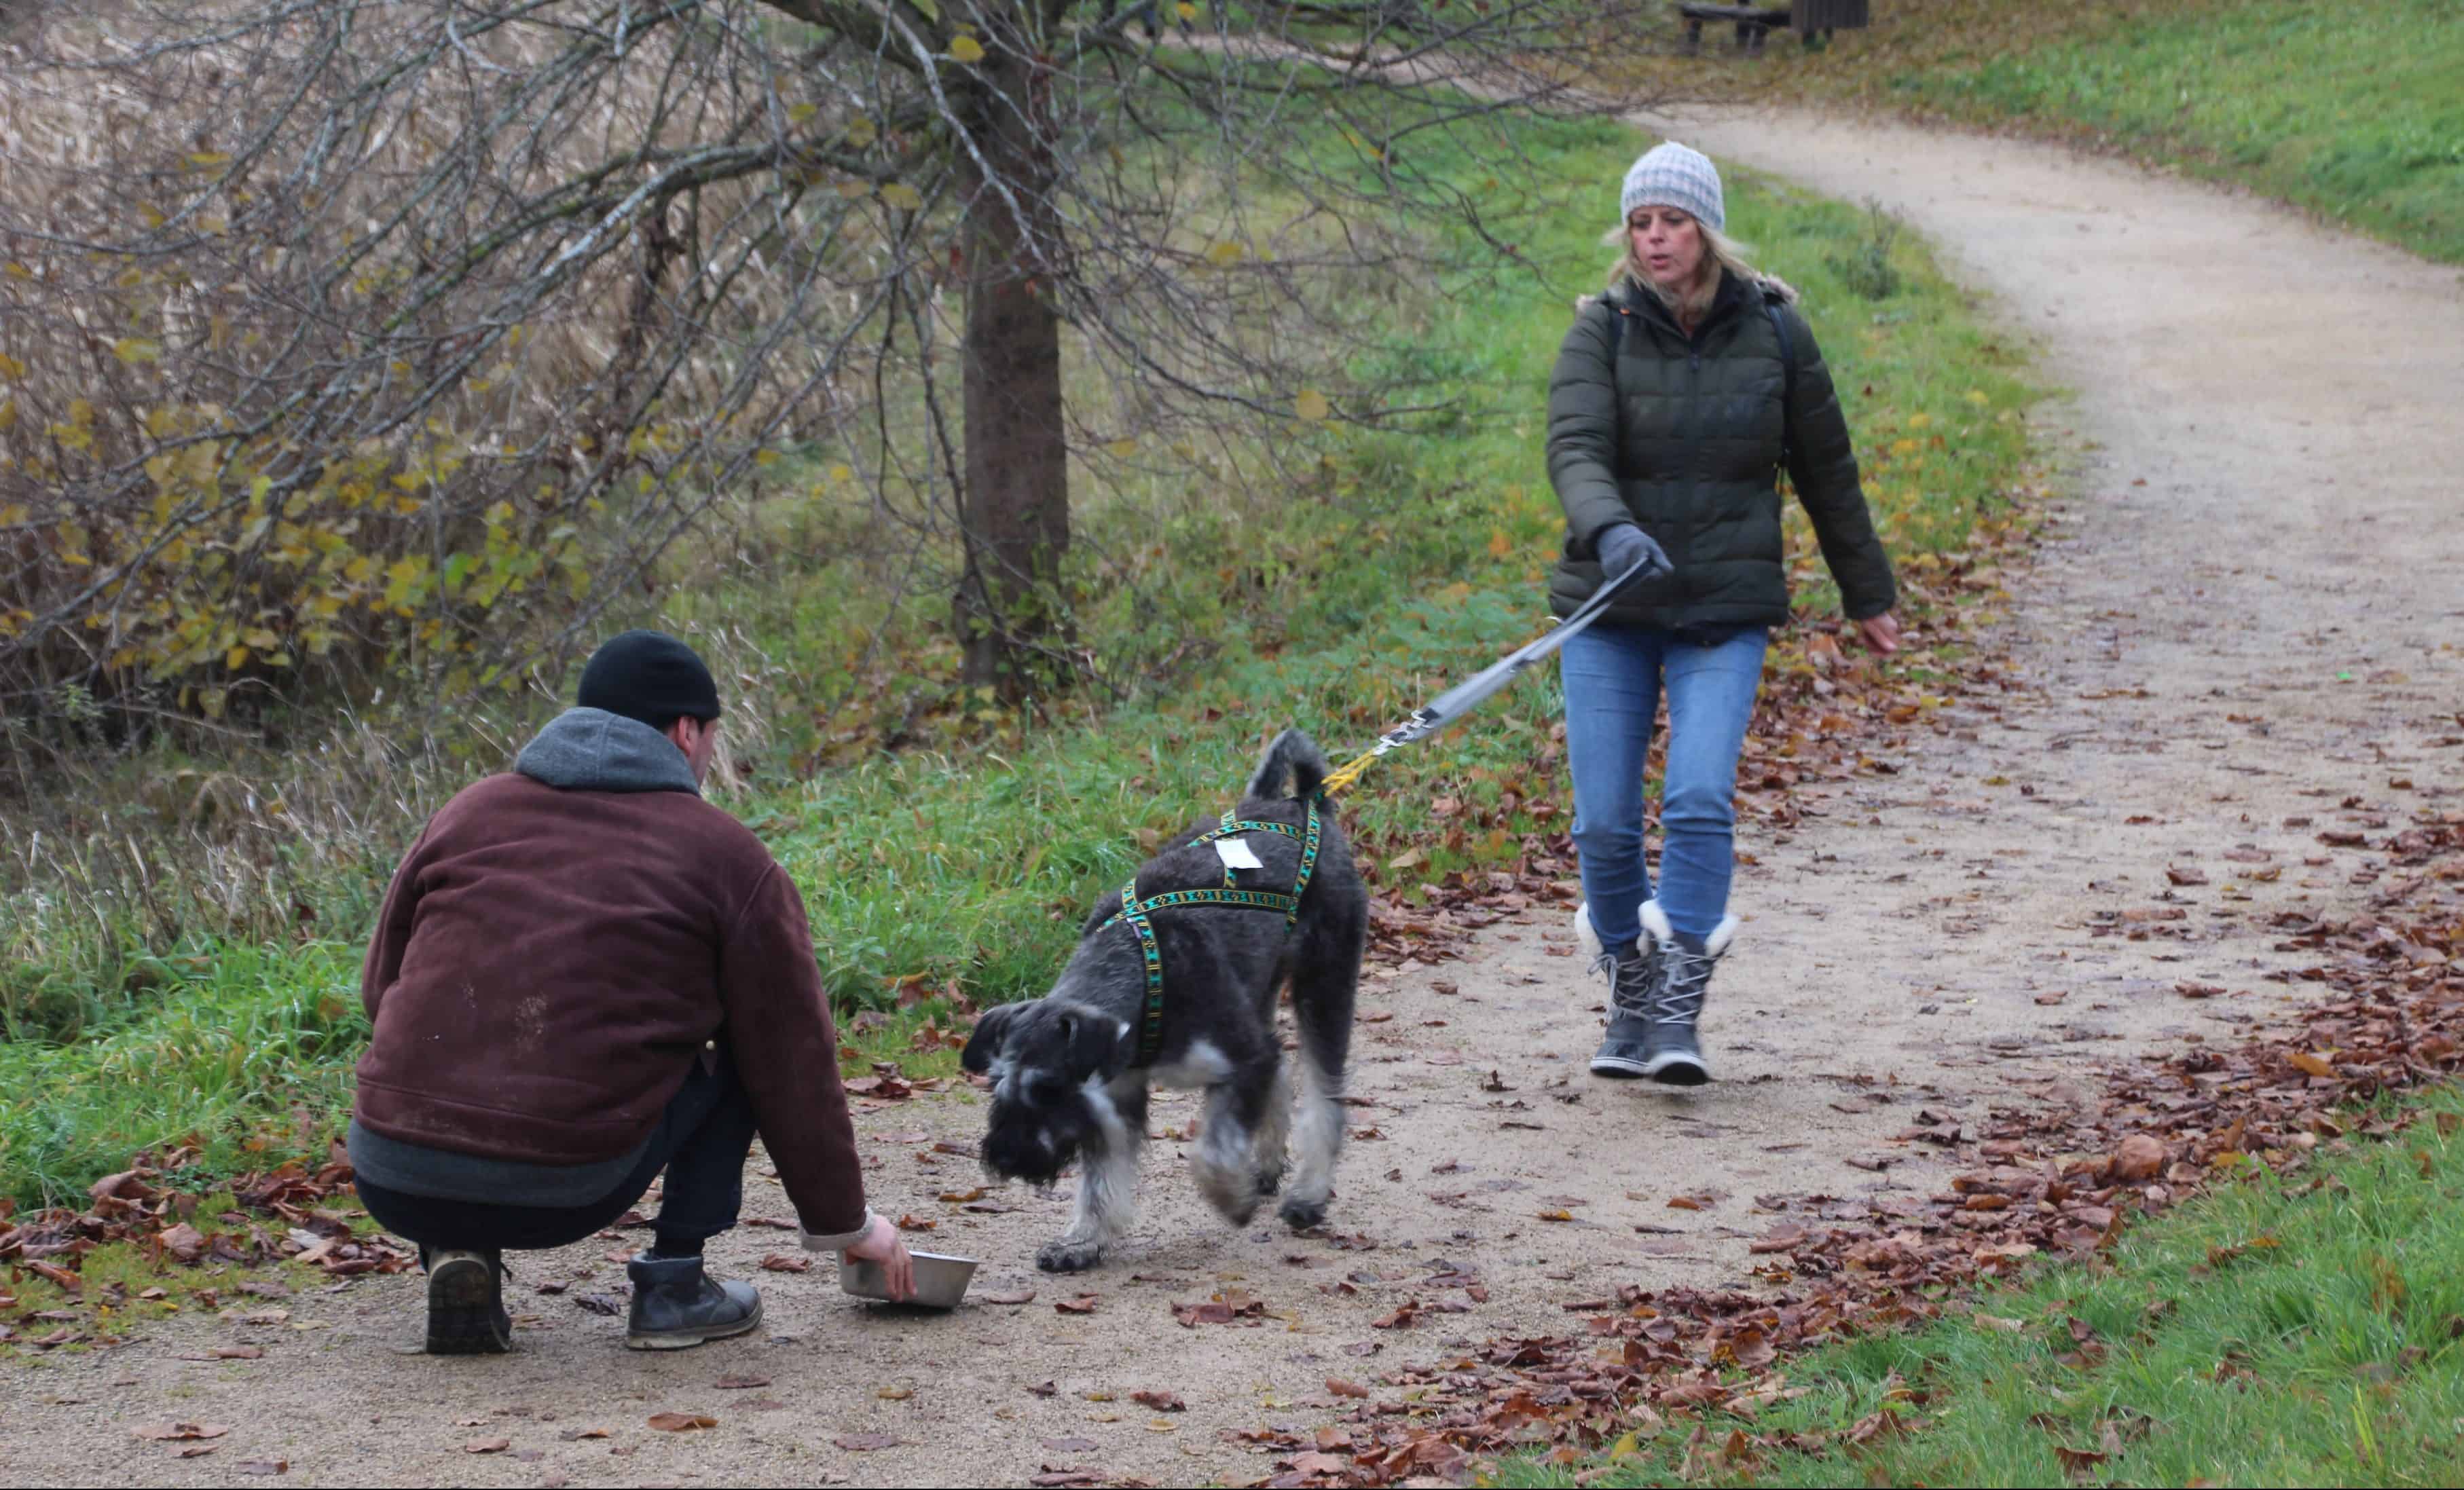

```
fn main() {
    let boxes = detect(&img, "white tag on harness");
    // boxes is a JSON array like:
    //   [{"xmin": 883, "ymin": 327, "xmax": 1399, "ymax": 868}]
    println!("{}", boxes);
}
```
[{"xmin": 1213, "ymin": 836, "xmax": 1266, "ymax": 872}]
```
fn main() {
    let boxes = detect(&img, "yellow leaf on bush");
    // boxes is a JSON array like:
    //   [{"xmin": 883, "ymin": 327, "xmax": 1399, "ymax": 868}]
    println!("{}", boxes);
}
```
[
  {"xmin": 788, "ymin": 101, "xmax": 817, "ymax": 123},
  {"xmin": 1205, "ymin": 240, "xmax": 1246, "ymax": 267},
  {"xmin": 0, "ymin": 352, "xmax": 23, "ymax": 380},
  {"xmin": 225, "ymin": 645, "xmax": 250, "ymax": 670},
  {"xmin": 1105, "ymin": 439, "xmax": 1137, "ymax": 458},
  {"xmin": 113, "ymin": 337, "xmax": 162, "ymax": 365},
  {"xmin": 880, "ymin": 182, "xmax": 923, "ymax": 211},
  {"xmin": 949, "ymin": 35, "xmax": 985, "ymax": 62},
  {"xmin": 1294, "ymin": 389, "xmax": 1330, "ymax": 422}
]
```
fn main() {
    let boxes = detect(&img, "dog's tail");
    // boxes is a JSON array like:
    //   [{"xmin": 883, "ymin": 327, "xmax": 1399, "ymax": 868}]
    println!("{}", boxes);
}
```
[{"xmin": 1246, "ymin": 728, "xmax": 1329, "ymax": 802}]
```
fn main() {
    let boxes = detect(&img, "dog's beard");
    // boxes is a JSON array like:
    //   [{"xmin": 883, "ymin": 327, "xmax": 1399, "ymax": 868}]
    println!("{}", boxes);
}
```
[{"xmin": 980, "ymin": 1096, "xmax": 1089, "ymax": 1189}]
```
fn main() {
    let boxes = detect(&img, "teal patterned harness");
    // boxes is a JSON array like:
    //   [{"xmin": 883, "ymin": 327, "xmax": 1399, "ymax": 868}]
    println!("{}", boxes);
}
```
[{"xmin": 1097, "ymin": 798, "xmax": 1325, "ymax": 1066}]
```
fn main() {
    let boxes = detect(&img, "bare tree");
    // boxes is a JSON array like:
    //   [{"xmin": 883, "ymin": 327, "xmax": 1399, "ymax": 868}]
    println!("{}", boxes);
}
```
[{"xmin": 0, "ymin": 0, "xmax": 1661, "ymax": 728}]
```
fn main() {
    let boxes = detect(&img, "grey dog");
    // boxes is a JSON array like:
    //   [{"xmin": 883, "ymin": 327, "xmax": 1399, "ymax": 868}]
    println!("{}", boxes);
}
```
[{"xmin": 960, "ymin": 729, "xmax": 1368, "ymax": 1272}]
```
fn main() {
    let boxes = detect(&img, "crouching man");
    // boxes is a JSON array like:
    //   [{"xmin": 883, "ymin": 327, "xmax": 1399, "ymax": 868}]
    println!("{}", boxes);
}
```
[{"xmin": 348, "ymin": 629, "xmax": 913, "ymax": 1354}]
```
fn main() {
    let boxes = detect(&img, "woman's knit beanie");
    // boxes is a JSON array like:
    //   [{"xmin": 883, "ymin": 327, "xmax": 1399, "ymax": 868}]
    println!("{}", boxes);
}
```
[{"xmin": 1619, "ymin": 141, "xmax": 1725, "ymax": 234}]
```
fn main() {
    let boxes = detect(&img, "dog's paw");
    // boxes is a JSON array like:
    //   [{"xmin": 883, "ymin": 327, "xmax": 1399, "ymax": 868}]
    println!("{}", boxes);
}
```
[
  {"xmin": 1277, "ymin": 1196, "xmax": 1329, "ymax": 1231},
  {"xmin": 1035, "ymin": 1237, "xmax": 1105, "ymax": 1273},
  {"xmin": 1254, "ymin": 1163, "xmax": 1283, "ymax": 1197}
]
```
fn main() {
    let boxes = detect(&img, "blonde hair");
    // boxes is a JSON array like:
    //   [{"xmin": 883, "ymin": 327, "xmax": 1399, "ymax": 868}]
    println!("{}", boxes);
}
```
[{"xmin": 1601, "ymin": 212, "xmax": 1769, "ymax": 321}]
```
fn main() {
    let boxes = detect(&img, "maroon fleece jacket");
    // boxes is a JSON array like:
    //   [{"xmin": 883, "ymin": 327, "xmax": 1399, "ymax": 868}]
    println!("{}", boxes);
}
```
[{"xmin": 353, "ymin": 768, "xmax": 867, "ymax": 1237}]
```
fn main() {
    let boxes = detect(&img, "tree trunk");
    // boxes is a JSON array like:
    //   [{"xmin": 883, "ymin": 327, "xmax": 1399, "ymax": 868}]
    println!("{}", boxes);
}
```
[{"xmin": 955, "ymin": 53, "xmax": 1069, "ymax": 700}]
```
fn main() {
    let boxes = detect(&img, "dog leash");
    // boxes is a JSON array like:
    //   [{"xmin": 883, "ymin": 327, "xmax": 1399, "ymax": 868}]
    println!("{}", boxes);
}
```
[{"xmin": 1317, "ymin": 553, "xmax": 1663, "ymax": 797}]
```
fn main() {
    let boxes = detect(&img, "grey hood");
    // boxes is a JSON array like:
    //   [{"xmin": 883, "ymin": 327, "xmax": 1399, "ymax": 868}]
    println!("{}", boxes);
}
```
[{"xmin": 513, "ymin": 707, "xmax": 699, "ymax": 794}]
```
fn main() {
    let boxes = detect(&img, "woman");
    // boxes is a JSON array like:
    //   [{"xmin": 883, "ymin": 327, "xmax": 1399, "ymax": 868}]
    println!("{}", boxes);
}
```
[{"xmin": 1547, "ymin": 141, "xmax": 1898, "ymax": 1086}]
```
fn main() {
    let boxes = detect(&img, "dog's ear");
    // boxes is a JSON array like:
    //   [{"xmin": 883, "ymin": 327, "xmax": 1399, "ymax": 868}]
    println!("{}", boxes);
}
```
[
  {"xmin": 960, "ymin": 1002, "xmax": 1021, "ymax": 1075},
  {"xmin": 1055, "ymin": 1006, "xmax": 1129, "ymax": 1084}
]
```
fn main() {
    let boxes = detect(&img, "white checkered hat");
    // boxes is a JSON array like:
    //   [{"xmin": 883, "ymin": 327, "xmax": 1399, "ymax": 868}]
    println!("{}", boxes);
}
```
[{"xmin": 1619, "ymin": 141, "xmax": 1725, "ymax": 234}]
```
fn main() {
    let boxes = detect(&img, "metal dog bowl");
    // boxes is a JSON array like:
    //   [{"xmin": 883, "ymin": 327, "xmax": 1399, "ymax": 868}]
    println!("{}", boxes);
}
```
[{"xmin": 837, "ymin": 1250, "xmax": 978, "ymax": 1309}]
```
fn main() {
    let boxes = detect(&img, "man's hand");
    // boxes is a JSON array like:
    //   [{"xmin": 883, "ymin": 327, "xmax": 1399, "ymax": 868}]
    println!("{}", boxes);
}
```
[
  {"xmin": 1595, "ymin": 523, "xmax": 1671, "ymax": 583},
  {"xmin": 1855, "ymin": 611, "xmax": 1902, "ymax": 656},
  {"xmin": 843, "ymin": 1212, "xmax": 915, "ymax": 1301}
]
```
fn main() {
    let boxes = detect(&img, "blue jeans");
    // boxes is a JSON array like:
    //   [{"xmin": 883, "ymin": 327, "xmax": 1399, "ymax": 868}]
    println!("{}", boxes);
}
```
[{"xmin": 1561, "ymin": 622, "xmax": 1769, "ymax": 952}]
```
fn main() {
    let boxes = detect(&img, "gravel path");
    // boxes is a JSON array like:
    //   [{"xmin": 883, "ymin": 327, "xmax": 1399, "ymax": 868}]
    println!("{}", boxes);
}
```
[{"xmin": 7, "ymin": 109, "xmax": 2460, "ymax": 1489}]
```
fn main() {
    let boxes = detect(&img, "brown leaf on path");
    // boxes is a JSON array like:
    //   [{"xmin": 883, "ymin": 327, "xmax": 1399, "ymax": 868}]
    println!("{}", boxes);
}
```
[
  {"xmin": 1041, "ymin": 1436, "xmax": 1102, "ymax": 1453},
  {"xmin": 1325, "ymin": 1378, "xmax": 1371, "ymax": 1398},
  {"xmin": 2165, "ymin": 865, "xmax": 2208, "ymax": 886},
  {"xmin": 132, "ymin": 1423, "xmax": 231, "ymax": 1442},
  {"xmin": 1130, "ymin": 1390, "xmax": 1185, "ymax": 1412},
  {"xmin": 894, "ymin": 1214, "xmax": 937, "ymax": 1231},
  {"xmin": 1054, "ymin": 1293, "xmax": 1100, "ymax": 1314},
  {"xmin": 2112, "ymin": 1134, "xmax": 2167, "ymax": 1182},
  {"xmin": 646, "ymin": 1412, "xmax": 718, "ymax": 1432},
  {"xmin": 236, "ymin": 1461, "xmax": 288, "ymax": 1476},
  {"xmin": 2034, "ymin": 992, "xmax": 2069, "ymax": 1006},
  {"xmin": 713, "ymin": 1375, "xmax": 771, "ymax": 1390},
  {"xmin": 158, "ymin": 1222, "xmax": 208, "ymax": 1263},
  {"xmin": 1370, "ymin": 1299, "xmax": 1420, "ymax": 1330},
  {"xmin": 464, "ymin": 1438, "xmax": 511, "ymax": 1454},
  {"xmin": 556, "ymin": 1428, "xmax": 610, "ymax": 1441},
  {"xmin": 2289, "ymin": 1051, "xmax": 2338, "ymax": 1080},
  {"xmin": 210, "ymin": 1345, "xmax": 265, "ymax": 1360},
  {"xmin": 937, "ymin": 1187, "xmax": 989, "ymax": 1204},
  {"xmin": 2175, "ymin": 982, "xmax": 2226, "ymax": 999},
  {"xmin": 980, "ymin": 1288, "xmax": 1036, "ymax": 1305},
  {"xmin": 833, "ymin": 1434, "xmax": 904, "ymax": 1452},
  {"xmin": 758, "ymin": 1253, "xmax": 811, "ymax": 1273}
]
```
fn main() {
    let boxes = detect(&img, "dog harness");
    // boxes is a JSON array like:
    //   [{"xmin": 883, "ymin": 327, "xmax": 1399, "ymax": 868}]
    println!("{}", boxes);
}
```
[{"xmin": 1097, "ymin": 798, "xmax": 1325, "ymax": 1066}]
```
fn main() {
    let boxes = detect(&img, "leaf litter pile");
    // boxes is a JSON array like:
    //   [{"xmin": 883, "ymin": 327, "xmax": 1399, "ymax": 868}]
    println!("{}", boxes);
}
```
[
  {"xmin": 1, "ymin": 1147, "xmax": 413, "ymax": 1349},
  {"xmin": 1234, "ymin": 801, "xmax": 2462, "ymax": 1487}
]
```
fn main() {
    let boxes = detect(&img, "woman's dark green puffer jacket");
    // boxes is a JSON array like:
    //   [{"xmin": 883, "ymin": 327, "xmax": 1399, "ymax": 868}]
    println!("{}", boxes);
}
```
[{"xmin": 1545, "ymin": 269, "xmax": 1896, "ymax": 630}]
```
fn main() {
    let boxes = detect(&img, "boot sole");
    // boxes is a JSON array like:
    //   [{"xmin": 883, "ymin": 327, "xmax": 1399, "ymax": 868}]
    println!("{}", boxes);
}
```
[
  {"xmin": 426, "ymin": 1256, "xmax": 511, "ymax": 1356},
  {"xmin": 1588, "ymin": 1056, "xmax": 1650, "ymax": 1079},
  {"xmin": 625, "ymin": 1293, "xmax": 764, "ymax": 1351},
  {"xmin": 1645, "ymin": 1056, "xmax": 1710, "ymax": 1086}
]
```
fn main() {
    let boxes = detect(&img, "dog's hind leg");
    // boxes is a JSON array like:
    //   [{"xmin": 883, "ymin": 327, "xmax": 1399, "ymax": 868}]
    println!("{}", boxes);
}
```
[
  {"xmin": 1192, "ymin": 1072, "xmax": 1273, "ymax": 1227},
  {"xmin": 1279, "ymin": 910, "xmax": 1363, "ymax": 1230},
  {"xmin": 1250, "ymin": 1056, "xmax": 1292, "ymax": 1197},
  {"xmin": 1037, "ymin": 1081, "xmax": 1147, "ymax": 1273}
]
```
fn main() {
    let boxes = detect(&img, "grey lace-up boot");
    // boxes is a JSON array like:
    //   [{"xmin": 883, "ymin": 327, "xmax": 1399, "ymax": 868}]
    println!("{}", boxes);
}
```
[
  {"xmin": 425, "ymin": 1248, "xmax": 511, "ymax": 1355},
  {"xmin": 1640, "ymin": 901, "xmax": 1737, "ymax": 1086},
  {"xmin": 625, "ymin": 1253, "xmax": 762, "ymax": 1350},
  {"xmin": 1578, "ymin": 902, "xmax": 1664, "ymax": 1079}
]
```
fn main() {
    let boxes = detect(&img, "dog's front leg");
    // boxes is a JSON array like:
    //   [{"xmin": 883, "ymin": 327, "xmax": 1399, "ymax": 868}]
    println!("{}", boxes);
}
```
[{"xmin": 1037, "ymin": 1081, "xmax": 1145, "ymax": 1273}]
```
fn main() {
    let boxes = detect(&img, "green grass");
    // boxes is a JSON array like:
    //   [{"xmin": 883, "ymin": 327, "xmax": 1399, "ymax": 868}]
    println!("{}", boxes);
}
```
[
  {"xmin": 1721, "ymin": 0, "xmax": 2464, "ymax": 265},
  {"xmin": 1515, "ymin": 1088, "xmax": 2464, "ymax": 1489},
  {"xmin": 0, "ymin": 111, "xmax": 2042, "ymax": 1206}
]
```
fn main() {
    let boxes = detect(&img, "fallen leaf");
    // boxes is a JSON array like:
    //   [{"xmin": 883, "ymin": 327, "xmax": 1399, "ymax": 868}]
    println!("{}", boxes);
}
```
[
  {"xmin": 1130, "ymin": 1390, "xmax": 1184, "ymax": 1412},
  {"xmin": 1042, "ymin": 1436, "xmax": 1102, "ymax": 1453},
  {"xmin": 464, "ymin": 1438, "xmax": 511, "ymax": 1454},
  {"xmin": 646, "ymin": 1412, "xmax": 717, "ymax": 1432},
  {"xmin": 894, "ymin": 1214, "xmax": 938, "ymax": 1232},
  {"xmin": 713, "ymin": 1375, "xmax": 771, "ymax": 1390},
  {"xmin": 236, "ymin": 1461, "xmax": 288, "ymax": 1476},
  {"xmin": 981, "ymin": 1288, "xmax": 1036, "ymax": 1305},
  {"xmin": 1054, "ymin": 1294, "xmax": 1099, "ymax": 1314},
  {"xmin": 2290, "ymin": 1051, "xmax": 2338, "ymax": 1080},
  {"xmin": 1326, "ymin": 1378, "xmax": 1371, "ymax": 1398},
  {"xmin": 557, "ymin": 1428, "xmax": 611, "ymax": 1441},
  {"xmin": 132, "ymin": 1423, "xmax": 232, "ymax": 1442},
  {"xmin": 758, "ymin": 1254, "xmax": 812, "ymax": 1273}
]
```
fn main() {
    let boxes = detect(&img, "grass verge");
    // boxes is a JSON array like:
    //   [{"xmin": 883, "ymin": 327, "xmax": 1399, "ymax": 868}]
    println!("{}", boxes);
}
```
[
  {"xmin": 0, "ymin": 113, "xmax": 2043, "ymax": 1205},
  {"xmin": 1512, "ymin": 1083, "xmax": 2464, "ymax": 1489},
  {"xmin": 1624, "ymin": 0, "xmax": 2464, "ymax": 265}
]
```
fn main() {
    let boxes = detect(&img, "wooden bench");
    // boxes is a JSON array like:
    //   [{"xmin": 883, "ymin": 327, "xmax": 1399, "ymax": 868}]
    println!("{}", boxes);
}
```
[{"xmin": 1678, "ymin": 0, "xmax": 1869, "ymax": 55}]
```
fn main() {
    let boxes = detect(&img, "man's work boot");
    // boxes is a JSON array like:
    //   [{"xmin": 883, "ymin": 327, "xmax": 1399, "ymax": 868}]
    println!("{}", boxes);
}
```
[
  {"xmin": 1640, "ymin": 901, "xmax": 1737, "ymax": 1087},
  {"xmin": 425, "ymin": 1248, "xmax": 511, "ymax": 1355},
  {"xmin": 625, "ymin": 1252, "xmax": 762, "ymax": 1350}
]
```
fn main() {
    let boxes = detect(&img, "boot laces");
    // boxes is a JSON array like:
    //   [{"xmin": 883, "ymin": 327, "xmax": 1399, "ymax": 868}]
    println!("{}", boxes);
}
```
[
  {"xmin": 1592, "ymin": 947, "xmax": 1657, "ymax": 1018},
  {"xmin": 1657, "ymin": 943, "xmax": 1717, "ymax": 1026}
]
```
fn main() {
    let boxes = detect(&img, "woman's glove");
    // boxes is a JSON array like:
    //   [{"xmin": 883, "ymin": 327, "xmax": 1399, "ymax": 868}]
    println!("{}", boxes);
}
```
[{"xmin": 1595, "ymin": 523, "xmax": 1670, "ymax": 582}]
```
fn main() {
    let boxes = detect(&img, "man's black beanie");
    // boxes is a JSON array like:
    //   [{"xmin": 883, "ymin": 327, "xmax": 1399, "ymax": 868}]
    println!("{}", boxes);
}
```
[{"xmin": 576, "ymin": 629, "xmax": 721, "ymax": 729}]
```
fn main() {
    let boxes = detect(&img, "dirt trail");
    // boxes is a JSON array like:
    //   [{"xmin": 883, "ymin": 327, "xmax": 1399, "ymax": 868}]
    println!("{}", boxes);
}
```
[{"xmin": 9, "ymin": 113, "xmax": 2462, "ymax": 1489}]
